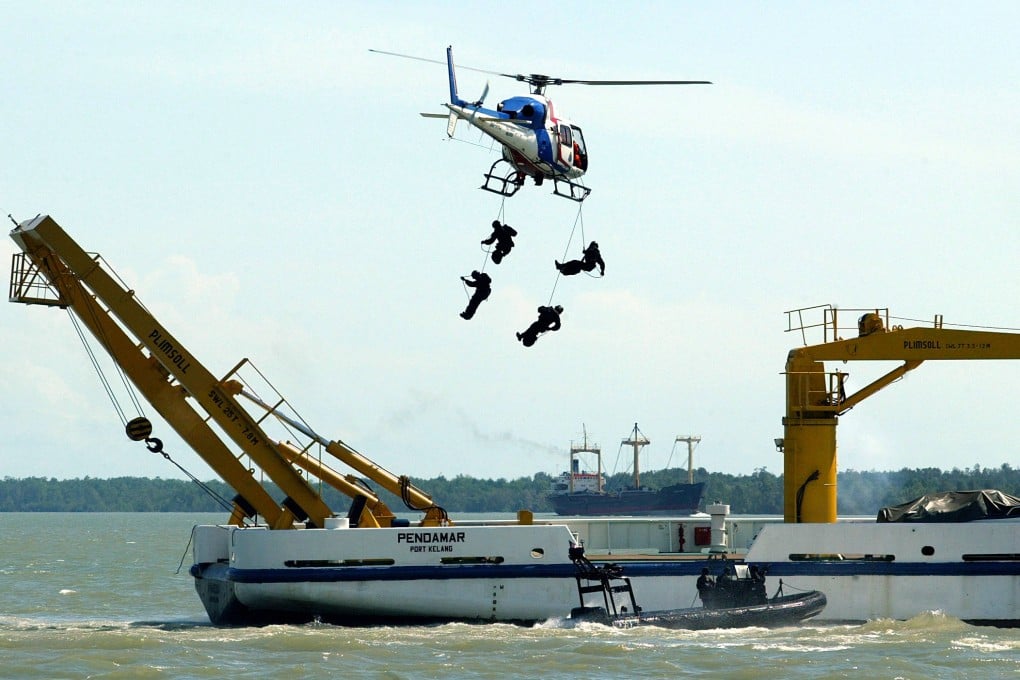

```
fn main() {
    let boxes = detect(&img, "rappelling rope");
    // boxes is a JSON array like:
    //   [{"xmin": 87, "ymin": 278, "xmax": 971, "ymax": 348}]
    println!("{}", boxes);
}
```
[
  {"xmin": 464, "ymin": 199, "xmax": 507, "ymax": 298},
  {"xmin": 547, "ymin": 203, "xmax": 585, "ymax": 304},
  {"xmin": 559, "ymin": 202, "xmax": 585, "ymax": 262},
  {"xmin": 478, "ymin": 199, "xmax": 508, "ymax": 264}
]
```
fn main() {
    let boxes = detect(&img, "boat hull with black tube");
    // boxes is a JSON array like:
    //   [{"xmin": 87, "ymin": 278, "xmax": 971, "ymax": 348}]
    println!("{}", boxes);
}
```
[
  {"xmin": 567, "ymin": 549, "xmax": 826, "ymax": 629},
  {"xmin": 598, "ymin": 591, "xmax": 828, "ymax": 630}
]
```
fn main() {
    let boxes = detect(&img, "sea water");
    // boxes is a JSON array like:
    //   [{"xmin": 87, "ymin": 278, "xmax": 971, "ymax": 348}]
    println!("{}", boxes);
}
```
[{"xmin": 0, "ymin": 513, "xmax": 1016, "ymax": 679}]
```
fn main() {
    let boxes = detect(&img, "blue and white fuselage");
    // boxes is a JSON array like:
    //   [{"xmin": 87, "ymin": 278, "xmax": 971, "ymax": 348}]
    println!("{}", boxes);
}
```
[{"xmin": 442, "ymin": 47, "xmax": 588, "ymax": 184}]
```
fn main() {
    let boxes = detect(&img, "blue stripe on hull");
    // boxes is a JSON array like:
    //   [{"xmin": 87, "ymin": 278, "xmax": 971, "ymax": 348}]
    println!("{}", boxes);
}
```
[
  {"xmin": 763, "ymin": 560, "xmax": 1020, "ymax": 577},
  {"xmin": 219, "ymin": 559, "xmax": 1020, "ymax": 584}
]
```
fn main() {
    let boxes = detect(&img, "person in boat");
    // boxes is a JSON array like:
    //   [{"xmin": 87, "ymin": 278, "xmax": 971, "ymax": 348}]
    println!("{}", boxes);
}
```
[
  {"xmin": 749, "ymin": 565, "xmax": 768, "ymax": 604},
  {"xmin": 711, "ymin": 564, "xmax": 737, "ymax": 605},
  {"xmin": 556, "ymin": 241, "xmax": 605, "ymax": 277},
  {"xmin": 718, "ymin": 564, "xmax": 735, "ymax": 586},
  {"xmin": 696, "ymin": 567, "xmax": 715, "ymax": 601},
  {"xmin": 482, "ymin": 220, "xmax": 517, "ymax": 264},
  {"xmin": 516, "ymin": 305, "xmax": 562, "ymax": 347},
  {"xmin": 459, "ymin": 270, "xmax": 491, "ymax": 320}
]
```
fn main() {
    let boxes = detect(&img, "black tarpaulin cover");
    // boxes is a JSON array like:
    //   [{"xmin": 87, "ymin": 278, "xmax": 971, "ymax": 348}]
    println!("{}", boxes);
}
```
[{"xmin": 877, "ymin": 489, "xmax": 1020, "ymax": 523}]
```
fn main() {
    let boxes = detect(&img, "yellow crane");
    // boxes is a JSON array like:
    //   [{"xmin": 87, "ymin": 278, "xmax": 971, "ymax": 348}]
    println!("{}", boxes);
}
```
[
  {"xmin": 9, "ymin": 215, "xmax": 446, "ymax": 529},
  {"xmin": 782, "ymin": 304, "xmax": 1020, "ymax": 523}
]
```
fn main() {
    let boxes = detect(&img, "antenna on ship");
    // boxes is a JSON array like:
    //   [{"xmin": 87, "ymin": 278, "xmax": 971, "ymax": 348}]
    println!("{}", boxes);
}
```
[
  {"xmin": 570, "ymin": 424, "xmax": 602, "ymax": 493},
  {"xmin": 621, "ymin": 423, "xmax": 650, "ymax": 490},
  {"xmin": 674, "ymin": 435, "xmax": 702, "ymax": 484}
]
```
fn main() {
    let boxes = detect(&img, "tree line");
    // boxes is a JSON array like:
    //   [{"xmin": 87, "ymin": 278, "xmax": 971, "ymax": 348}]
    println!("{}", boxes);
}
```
[{"xmin": 0, "ymin": 464, "xmax": 1016, "ymax": 515}]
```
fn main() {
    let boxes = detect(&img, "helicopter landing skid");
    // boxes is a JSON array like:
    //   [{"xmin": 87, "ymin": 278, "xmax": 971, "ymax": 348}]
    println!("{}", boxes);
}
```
[
  {"xmin": 552, "ymin": 177, "xmax": 591, "ymax": 203},
  {"xmin": 480, "ymin": 160, "xmax": 524, "ymax": 198}
]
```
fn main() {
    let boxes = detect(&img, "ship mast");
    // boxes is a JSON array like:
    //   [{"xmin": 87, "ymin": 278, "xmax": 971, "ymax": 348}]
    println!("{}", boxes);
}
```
[
  {"xmin": 675, "ymin": 435, "xmax": 702, "ymax": 484},
  {"xmin": 570, "ymin": 425, "xmax": 602, "ymax": 493},
  {"xmin": 621, "ymin": 423, "xmax": 650, "ymax": 490}
]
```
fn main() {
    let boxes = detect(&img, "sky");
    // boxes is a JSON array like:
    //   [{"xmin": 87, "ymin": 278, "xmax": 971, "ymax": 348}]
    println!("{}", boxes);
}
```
[{"xmin": 2, "ymin": 2, "xmax": 1018, "ymax": 490}]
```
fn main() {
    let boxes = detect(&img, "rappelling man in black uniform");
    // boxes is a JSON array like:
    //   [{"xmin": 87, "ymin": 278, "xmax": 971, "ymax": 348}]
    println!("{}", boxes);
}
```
[
  {"xmin": 482, "ymin": 220, "xmax": 517, "ymax": 264},
  {"xmin": 516, "ymin": 305, "xmax": 562, "ymax": 347},
  {"xmin": 459, "ymin": 270, "xmax": 491, "ymax": 320},
  {"xmin": 556, "ymin": 240, "xmax": 605, "ymax": 276}
]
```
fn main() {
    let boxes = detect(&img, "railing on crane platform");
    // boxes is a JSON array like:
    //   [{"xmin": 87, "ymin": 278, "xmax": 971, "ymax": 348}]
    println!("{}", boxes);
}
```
[
  {"xmin": 783, "ymin": 305, "xmax": 894, "ymax": 418},
  {"xmin": 9, "ymin": 252, "xmax": 66, "ymax": 307},
  {"xmin": 784, "ymin": 304, "xmax": 893, "ymax": 346}
]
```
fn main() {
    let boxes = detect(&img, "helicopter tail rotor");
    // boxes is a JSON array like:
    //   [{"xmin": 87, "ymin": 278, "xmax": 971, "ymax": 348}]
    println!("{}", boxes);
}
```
[{"xmin": 471, "ymin": 81, "xmax": 490, "ymax": 107}]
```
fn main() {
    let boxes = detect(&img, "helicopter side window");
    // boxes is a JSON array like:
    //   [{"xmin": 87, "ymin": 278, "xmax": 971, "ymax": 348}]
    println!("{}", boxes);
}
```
[
  {"xmin": 557, "ymin": 124, "xmax": 575, "ymax": 166},
  {"xmin": 559, "ymin": 125, "xmax": 572, "ymax": 146}
]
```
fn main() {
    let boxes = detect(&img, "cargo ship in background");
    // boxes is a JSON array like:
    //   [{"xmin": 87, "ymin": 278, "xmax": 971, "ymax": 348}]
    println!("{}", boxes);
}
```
[{"xmin": 548, "ymin": 424, "xmax": 706, "ymax": 516}]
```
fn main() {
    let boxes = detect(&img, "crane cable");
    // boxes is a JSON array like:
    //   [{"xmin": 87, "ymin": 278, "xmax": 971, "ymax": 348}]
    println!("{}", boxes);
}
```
[
  {"xmin": 889, "ymin": 316, "xmax": 1020, "ymax": 332},
  {"xmin": 147, "ymin": 440, "xmax": 237, "ymax": 515},
  {"xmin": 74, "ymin": 265, "xmax": 149, "ymax": 423},
  {"xmin": 66, "ymin": 307, "xmax": 145, "ymax": 427},
  {"xmin": 66, "ymin": 306, "xmax": 236, "ymax": 514},
  {"xmin": 65, "ymin": 295, "xmax": 227, "ymax": 510}
]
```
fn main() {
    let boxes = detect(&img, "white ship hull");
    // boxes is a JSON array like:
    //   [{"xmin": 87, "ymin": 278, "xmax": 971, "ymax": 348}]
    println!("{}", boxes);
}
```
[
  {"xmin": 190, "ymin": 518, "xmax": 1019, "ymax": 627},
  {"xmin": 742, "ymin": 521, "xmax": 1020, "ymax": 625},
  {"xmin": 191, "ymin": 523, "xmax": 583, "ymax": 624}
]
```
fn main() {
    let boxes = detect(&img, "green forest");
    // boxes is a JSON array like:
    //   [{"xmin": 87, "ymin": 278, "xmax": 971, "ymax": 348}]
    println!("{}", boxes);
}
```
[{"xmin": 1, "ymin": 464, "xmax": 1017, "ymax": 515}]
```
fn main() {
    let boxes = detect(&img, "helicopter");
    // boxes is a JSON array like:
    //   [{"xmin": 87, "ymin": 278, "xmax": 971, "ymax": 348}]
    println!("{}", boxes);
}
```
[{"xmin": 370, "ymin": 46, "xmax": 710, "ymax": 202}]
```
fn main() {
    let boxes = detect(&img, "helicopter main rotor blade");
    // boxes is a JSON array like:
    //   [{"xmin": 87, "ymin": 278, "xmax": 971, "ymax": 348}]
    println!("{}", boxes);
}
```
[
  {"xmin": 368, "ymin": 48, "xmax": 518, "ymax": 80},
  {"xmin": 557, "ymin": 79, "xmax": 712, "ymax": 86},
  {"xmin": 370, "ymin": 49, "xmax": 711, "ymax": 88}
]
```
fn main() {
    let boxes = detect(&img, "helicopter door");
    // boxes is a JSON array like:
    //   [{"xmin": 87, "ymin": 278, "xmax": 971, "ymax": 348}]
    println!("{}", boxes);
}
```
[
  {"xmin": 556, "ymin": 124, "xmax": 574, "ymax": 168},
  {"xmin": 571, "ymin": 125, "xmax": 588, "ymax": 171}
]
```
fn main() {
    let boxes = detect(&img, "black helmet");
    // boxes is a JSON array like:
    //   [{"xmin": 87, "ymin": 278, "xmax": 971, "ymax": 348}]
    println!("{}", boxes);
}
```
[
  {"xmin": 554, "ymin": 305, "xmax": 563, "ymax": 313},
  {"xmin": 492, "ymin": 219, "xmax": 501, "ymax": 228}
]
